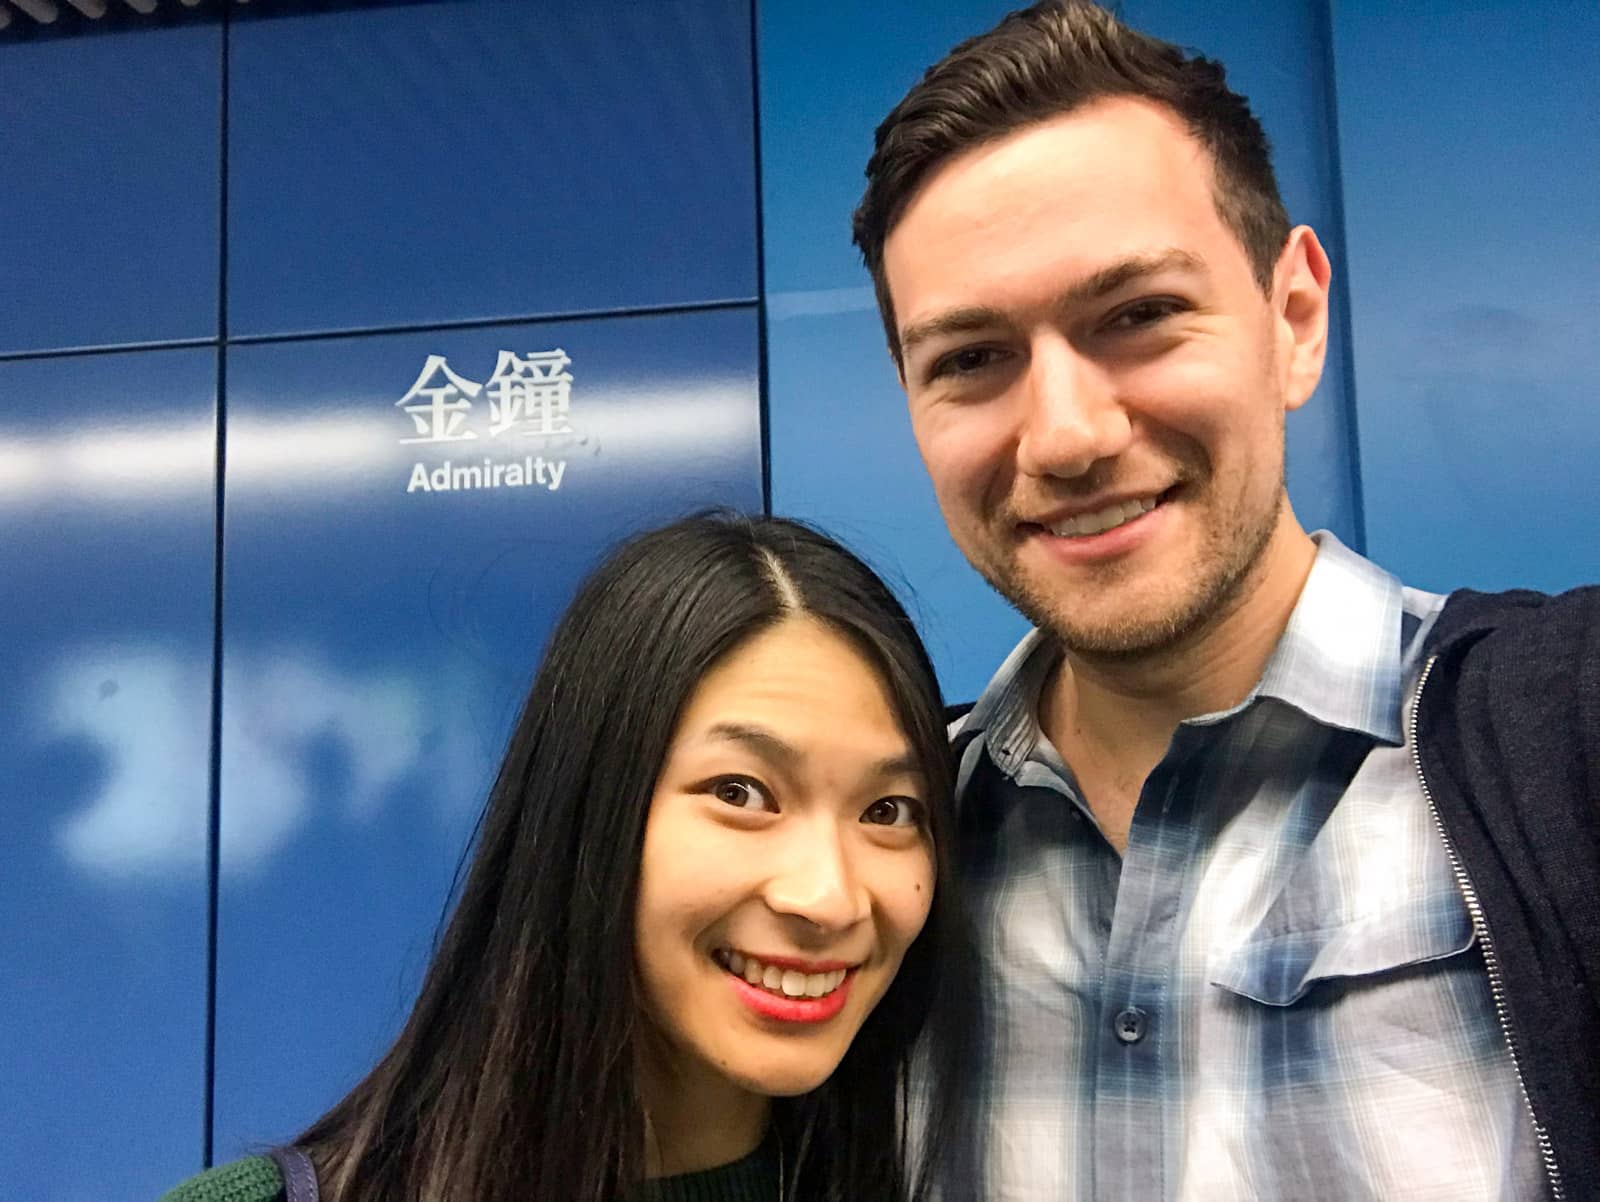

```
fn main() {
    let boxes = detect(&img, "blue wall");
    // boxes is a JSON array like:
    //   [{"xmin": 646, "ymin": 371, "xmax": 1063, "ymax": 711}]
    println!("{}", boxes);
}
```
[
  {"xmin": 1, "ymin": 2, "xmax": 1594, "ymax": 1198},
  {"xmin": 1332, "ymin": 0, "xmax": 1600, "ymax": 595}
]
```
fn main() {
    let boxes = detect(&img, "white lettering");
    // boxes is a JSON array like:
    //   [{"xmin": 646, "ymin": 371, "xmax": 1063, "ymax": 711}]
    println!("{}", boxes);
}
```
[{"xmin": 404, "ymin": 455, "xmax": 568, "ymax": 496}]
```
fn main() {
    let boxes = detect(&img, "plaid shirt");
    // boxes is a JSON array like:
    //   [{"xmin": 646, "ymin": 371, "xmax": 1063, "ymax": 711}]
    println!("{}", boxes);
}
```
[{"xmin": 946, "ymin": 534, "xmax": 1551, "ymax": 1201}]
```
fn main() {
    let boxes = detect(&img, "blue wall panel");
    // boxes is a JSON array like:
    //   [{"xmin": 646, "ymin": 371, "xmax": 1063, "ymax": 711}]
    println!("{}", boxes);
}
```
[
  {"xmin": 227, "ymin": 0, "xmax": 757, "ymax": 338},
  {"xmin": 213, "ymin": 306, "xmax": 762, "ymax": 1154},
  {"xmin": 1334, "ymin": 2, "xmax": 1600, "ymax": 593},
  {"xmin": 760, "ymin": 0, "xmax": 1360, "ymax": 701},
  {"xmin": 0, "ymin": 350, "xmax": 216, "ymax": 1201},
  {"xmin": 0, "ymin": 27, "xmax": 220, "ymax": 355}
]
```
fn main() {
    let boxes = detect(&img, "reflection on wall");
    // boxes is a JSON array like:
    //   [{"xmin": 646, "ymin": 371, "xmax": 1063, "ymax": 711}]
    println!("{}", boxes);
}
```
[
  {"xmin": 46, "ymin": 644, "xmax": 496, "ymax": 881},
  {"xmin": 0, "ymin": 422, "xmax": 213, "ymax": 508},
  {"xmin": 48, "ymin": 645, "xmax": 211, "ymax": 878},
  {"xmin": 0, "ymin": 380, "xmax": 752, "ymax": 516}
]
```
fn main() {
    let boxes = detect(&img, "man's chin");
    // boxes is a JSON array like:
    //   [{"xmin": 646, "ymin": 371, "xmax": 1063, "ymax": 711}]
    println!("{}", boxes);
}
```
[
  {"xmin": 1053, "ymin": 615, "xmax": 1200, "ymax": 660},
  {"xmin": 994, "ymin": 572, "xmax": 1212, "ymax": 660}
]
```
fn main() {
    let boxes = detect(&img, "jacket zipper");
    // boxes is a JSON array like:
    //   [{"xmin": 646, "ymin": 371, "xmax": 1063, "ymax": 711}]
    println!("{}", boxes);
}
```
[{"xmin": 1409, "ymin": 654, "xmax": 1566, "ymax": 1201}]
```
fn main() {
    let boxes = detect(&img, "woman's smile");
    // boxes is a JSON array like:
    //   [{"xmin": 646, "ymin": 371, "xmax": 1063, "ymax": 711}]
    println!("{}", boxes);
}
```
[{"xmin": 712, "ymin": 949, "xmax": 858, "ymax": 1023}]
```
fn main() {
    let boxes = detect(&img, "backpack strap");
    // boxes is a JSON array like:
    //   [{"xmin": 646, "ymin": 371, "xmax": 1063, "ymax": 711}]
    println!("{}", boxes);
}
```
[{"xmin": 268, "ymin": 1147, "xmax": 321, "ymax": 1202}]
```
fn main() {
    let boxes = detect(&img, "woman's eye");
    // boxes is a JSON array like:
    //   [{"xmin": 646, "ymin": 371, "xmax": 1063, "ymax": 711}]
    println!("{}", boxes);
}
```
[
  {"xmin": 710, "ymin": 777, "xmax": 774, "ymax": 812},
  {"xmin": 861, "ymin": 796, "xmax": 924, "ymax": 828}
]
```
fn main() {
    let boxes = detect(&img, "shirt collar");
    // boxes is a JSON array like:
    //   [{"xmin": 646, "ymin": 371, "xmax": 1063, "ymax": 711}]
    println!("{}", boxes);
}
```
[
  {"xmin": 960, "ymin": 626, "xmax": 1057, "ymax": 777},
  {"xmin": 1253, "ymin": 531, "xmax": 1404, "ymax": 745},
  {"xmin": 960, "ymin": 530, "xmax": 1406, "ymax": 772}
]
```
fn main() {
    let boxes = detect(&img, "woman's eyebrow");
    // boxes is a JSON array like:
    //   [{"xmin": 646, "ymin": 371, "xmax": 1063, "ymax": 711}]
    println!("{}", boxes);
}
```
[
  {"xmin": 703, "ymin": 722, "xmax": 922, "ymax": 782},
  {"xmin": 872, "ymin": 752, "xmax": 924, "ymax": 781},
  {"xmin": 704, "ymin": 722, "xmax": 801, "ymax": 770}
]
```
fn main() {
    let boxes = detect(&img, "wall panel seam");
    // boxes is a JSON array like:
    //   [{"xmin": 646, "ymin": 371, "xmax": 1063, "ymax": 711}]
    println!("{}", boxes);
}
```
[{"xmin": 1316, "ymin": 0, "xmax": 1369, "ymax": 554}]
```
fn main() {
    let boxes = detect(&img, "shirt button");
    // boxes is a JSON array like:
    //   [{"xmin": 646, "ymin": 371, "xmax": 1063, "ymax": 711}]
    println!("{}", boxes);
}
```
[{"xmin": 1113, "ymin": 1006, "xmax": 1148, "ymax": 1044}]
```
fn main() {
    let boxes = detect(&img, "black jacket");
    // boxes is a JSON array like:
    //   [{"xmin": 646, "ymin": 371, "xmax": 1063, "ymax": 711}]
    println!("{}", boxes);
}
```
[{"xmin": 1419, "ymin": 586, "xmax": 1600, "ymax": 1201}]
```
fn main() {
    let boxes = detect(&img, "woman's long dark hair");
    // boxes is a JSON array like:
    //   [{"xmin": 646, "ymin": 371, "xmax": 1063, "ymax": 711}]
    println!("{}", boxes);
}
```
[{"xmin": 295, "ymin": 512, "xmax": 977, "ymax": 1201}]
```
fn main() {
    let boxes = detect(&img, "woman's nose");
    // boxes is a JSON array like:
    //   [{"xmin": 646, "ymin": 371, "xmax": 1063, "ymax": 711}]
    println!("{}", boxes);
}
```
[{"xmin": 761, "ymin": 819, "xmax": 869, "ymax": 934}]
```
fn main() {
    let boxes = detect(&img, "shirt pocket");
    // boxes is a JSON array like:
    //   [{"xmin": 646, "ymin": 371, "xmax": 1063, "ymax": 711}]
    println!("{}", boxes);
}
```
[{"xmin": 1208, "ymin": 886, "xmax": 1475, "ymax": 1006}]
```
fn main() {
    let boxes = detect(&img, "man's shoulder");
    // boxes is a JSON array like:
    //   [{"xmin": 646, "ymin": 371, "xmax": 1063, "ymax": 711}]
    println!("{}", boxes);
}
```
[
  {"xmin": 157, "ymin": 1155, "xmax": 285, "ymax": 1202},
  {"xmin": 1427, "ymin": 583, "xmax": 1600, "ymax": 661},
  {"xmin": 1416, "ymin": 582, "xmax": 1600, "ymax": 794},
  {"xmin": 1415, "ymin": 584, "xmax": 1600, "ymax": 739}
]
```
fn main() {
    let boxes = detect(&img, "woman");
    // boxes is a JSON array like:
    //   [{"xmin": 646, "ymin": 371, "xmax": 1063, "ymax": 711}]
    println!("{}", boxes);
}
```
[{"xmin": 162, "ymin": 513, "xmax": 974, "ymax": 1202}]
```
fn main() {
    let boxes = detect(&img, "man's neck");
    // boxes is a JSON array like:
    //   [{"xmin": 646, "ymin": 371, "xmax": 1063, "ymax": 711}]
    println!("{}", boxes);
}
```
[{"xmin": 1041, "ymin": 518, "xmax": 1318, "ymax": 851}]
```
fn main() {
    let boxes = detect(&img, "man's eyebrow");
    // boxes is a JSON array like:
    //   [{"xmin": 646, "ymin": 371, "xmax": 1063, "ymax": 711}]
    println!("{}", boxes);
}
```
[
  {"xmin": 897, "ymin": 248, "xmax": 1205, "ymax": 355},
  {"xmin": 1062, "ymin": 248, "xmax": 1205, "ymax": 306},
  {"xmin": 704, "ymin": 722, "xmax": 923, "ymax": 782},
  {"xmin": 899, "ymin": 305, "xmax": 1009, "ymax": 357}
]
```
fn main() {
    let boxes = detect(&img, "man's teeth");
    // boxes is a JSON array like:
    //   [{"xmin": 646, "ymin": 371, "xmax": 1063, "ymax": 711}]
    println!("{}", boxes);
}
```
[
  {"xmin": 723, "ymin": 950, "xmax": 848, "ymax": 999},
  {"xmin": 1048, "ymin": 496, "xmax": 1157, "ymax": 537}
]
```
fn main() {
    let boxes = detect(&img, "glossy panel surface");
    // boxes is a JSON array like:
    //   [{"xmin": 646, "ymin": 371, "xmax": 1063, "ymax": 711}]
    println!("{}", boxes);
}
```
[
  {"xmin": 213, "ymin": 306, "xmax": 761, "ymax": 1153},
  {"xmin": 1335, "ymin": 1, "xmax": 1600, "ymax": 593},
  {"xmin": 0, "ymin": 28, "xmax": 220, "ymax": 355},
  {"xmin": 760, "ymin": 0, "xmax": 1359, "ymax": 700},
  {"xmin": 0, "ymin": 350, "xmax": 216, "ymax": 1200},
  {"xmin": 228, "ymin": 0, "xmax": 757, "ymax": 337}
]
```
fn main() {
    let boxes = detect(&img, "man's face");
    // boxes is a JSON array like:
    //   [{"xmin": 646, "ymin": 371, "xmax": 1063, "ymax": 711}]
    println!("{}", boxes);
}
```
[{"xmin": 883, "ymin": 98, "xmax": 1324, "ymax": 657}]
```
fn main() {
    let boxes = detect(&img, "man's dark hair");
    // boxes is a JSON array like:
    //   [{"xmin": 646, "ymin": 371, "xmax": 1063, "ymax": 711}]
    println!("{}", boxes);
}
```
[{"xmin": 852, "ymin": 0, "xmax": 1291, "ymax": 362}]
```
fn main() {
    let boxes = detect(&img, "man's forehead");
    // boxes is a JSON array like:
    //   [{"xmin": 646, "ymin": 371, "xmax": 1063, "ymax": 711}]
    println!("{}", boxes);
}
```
[
  {"xmin": 894, "ymin": 100, "xmax": 1214, "ymax": 233},
  {"xmin": 882, "ymin": 101, "xmax": 1232, "ymax": 319}
]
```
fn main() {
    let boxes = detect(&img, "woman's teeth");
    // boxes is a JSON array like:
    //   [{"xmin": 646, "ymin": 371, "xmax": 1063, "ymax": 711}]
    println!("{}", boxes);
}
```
[
  {"xmin": 1049, "ymin": 496, "xmax": 1157, "ymax": 537},
  {"xmin": 720, "ymin": 950, "xmax": 848, "ymax": 998}
]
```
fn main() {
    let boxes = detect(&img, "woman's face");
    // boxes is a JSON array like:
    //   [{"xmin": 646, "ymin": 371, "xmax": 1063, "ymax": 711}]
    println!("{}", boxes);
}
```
[{"xmin": 634, "ymin": 615, "xmax": 936, "ymax": 1103}]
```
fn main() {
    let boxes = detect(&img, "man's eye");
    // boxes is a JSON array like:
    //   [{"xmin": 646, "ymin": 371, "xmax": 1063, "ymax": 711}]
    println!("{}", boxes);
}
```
[
  {"xmin": 861, "ymin": 796, "xmax": 925, "ymax": 828},
  {"xmin": 1104, "ymin": 298, "xmax": 1185, "ymax": 331},
  {"xmin": 710, "ymin": 777, "xmax": 775, "ymax": 812},
  {"xmin": 930, "ymin": 346, "xmax": 1003, "ymax": 380}
]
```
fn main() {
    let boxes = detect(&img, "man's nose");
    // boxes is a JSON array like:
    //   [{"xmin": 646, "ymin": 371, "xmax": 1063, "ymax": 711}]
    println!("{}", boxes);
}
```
[
  {"xmin": 1014, "ymin": 337, "xmax": 1133, "ymax": 480},
  {"xmin": 762, "ymin": 818, "xmax": 869, "ymax": 934}
]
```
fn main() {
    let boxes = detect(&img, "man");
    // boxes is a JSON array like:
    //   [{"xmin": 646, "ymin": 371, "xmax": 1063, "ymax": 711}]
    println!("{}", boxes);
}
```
[{"xmin": 851, "ymin": 3, "xmax": 1600, "ymax": 1199}]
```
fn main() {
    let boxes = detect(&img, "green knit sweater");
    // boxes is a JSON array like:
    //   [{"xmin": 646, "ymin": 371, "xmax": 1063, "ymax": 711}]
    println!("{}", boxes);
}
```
[{"xmin": 158, "ymin": 1143, "xmax": 780, "ymax": 1202}]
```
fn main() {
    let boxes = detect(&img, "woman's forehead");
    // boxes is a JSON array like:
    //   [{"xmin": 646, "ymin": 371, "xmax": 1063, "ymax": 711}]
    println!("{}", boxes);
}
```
[{"xmin": 668, "ymin": 617, "xmax": 916, "ymax": 767}]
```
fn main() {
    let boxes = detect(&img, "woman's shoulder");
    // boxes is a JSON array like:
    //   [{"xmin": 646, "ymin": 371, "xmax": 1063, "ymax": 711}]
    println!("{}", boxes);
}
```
[{"xmin": 156, "ymin": 1154, "xmax": 286, "ymax": 1202}]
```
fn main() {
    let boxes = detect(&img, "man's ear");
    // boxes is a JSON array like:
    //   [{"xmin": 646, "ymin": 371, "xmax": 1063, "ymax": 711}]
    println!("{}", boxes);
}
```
[{"xmin": 1274, "ymin": 225, "xmax": 1332, "ymax": 412}]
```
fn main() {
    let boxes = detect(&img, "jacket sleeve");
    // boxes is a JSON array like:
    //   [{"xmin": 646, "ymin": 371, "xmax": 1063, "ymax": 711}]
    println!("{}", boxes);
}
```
[
  {"xmin": 156, "ymin": 1155, "xmax": 286, "ymax": 1202},
  {"xmin": 1418, "ymin": 584, "xmax": 1600, "ymax": 1201}
]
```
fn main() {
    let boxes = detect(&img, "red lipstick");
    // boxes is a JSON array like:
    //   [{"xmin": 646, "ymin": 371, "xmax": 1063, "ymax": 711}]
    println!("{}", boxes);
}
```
[{"xmin": 728, "ymin": 971, "xmax": 853, "ymax": 1023}]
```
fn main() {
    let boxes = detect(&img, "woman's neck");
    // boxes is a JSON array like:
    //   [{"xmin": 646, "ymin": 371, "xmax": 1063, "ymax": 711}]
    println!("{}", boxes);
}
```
[{"xmin": 638, "ymin": 1045, "xmax": 770, "ymax": 1177}]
